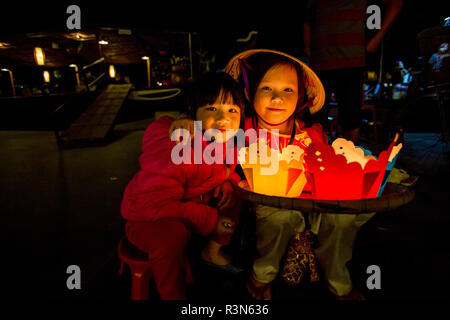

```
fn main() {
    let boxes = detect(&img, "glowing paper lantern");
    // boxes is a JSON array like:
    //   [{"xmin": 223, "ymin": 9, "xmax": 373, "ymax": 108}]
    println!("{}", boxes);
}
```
[
  {"xmin": 34, "ymin": 47, "xmax": 45, "ymax": 66},
  {"xmin": 238, "ymin": 139, "xmax": 307, "ymax": 198},
  {"xmin": 377, "ymin": 143, "xmax": 402, "ymax": 196},
  {"xmin": 304, "ymin": 136, "xmax": 402, "ymax": 200}
]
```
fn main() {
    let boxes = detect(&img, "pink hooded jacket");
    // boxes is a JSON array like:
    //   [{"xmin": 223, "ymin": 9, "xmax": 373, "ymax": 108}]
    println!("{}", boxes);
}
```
[{"xmin": 121, "ymin": 116, "xmax": 240, "ymax": 236}]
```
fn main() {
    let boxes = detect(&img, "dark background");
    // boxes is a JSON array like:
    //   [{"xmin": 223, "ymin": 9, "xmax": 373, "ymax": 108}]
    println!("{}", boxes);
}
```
[
  {"xmin": 1, "ymin": 1, "xmax": 450, "ymax": 304},
  {"xmin": 1, "ymin": 0, "xmax": 447, "ymax": 70}
]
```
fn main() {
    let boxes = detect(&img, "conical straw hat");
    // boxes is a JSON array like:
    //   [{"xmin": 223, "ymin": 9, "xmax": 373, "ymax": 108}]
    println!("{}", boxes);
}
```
[{"xmin": 223, "ymin": 49, "xmax": 325, "ymax": 114}]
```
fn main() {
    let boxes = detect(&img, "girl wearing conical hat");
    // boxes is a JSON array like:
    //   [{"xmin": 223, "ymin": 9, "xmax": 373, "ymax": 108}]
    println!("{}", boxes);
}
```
[{"xmin": 171, "ymin": 49, "xmax": 374, "ymax": 300}]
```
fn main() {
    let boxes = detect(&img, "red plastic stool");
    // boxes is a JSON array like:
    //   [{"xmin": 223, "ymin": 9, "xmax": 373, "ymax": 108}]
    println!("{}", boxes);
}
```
[{"xmin": 118, "ymin": 236, "xmax": 153, "ymax": 300}]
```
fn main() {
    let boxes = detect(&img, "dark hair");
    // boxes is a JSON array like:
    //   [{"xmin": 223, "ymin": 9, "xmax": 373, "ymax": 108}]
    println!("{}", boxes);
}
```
[
  {"xmin": 184, "ymin": 72, "xmax": 245, "ymax": 125},
  {"xmin": 240, "ymin": 52, "xmax": 309, "ymax": 128}
]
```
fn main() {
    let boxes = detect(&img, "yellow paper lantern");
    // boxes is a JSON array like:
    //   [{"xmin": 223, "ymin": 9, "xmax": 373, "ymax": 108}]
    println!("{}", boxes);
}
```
[{"xmin": 238, "ymin": 141, "xmax": 307, "ymax": 198}]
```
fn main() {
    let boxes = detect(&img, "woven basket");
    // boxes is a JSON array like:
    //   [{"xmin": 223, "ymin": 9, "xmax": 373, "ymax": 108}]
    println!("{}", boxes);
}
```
[{"xmin": 235, "ymin": 181, "xmax": 415, "ymax": 214}]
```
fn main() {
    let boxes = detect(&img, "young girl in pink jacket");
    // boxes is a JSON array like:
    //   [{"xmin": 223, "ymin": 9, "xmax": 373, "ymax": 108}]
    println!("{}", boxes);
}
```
[{"xmin": 121, "ymin": 72, "xmax": 245, "ymax": 299}]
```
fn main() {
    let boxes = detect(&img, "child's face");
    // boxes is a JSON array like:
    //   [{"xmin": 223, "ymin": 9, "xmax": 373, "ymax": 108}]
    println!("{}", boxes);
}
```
[
  {"xmin": 196, "ymin": 98, "xmax": 241, "ymax": 143},
  {"xmin": 253, "ymin": 64, "xmax": 299, "ymax": 130}
]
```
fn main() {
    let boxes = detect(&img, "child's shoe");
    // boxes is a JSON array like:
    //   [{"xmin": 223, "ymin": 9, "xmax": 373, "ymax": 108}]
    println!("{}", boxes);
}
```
[{"xmin": 245, "ymin": 274, "xmax": 272, "ymax": 300}]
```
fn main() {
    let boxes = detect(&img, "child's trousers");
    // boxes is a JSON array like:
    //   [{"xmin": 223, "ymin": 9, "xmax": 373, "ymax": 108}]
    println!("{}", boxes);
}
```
[
  {"xmin": 252, "ymin": 205, "xmax": 375, "ymax": 297},
  {"xmin": 125, "ymin": 210, "xmax": 239, "ymax": 299},
  {"xmin": 125, "ymin": 219, "xmax": 194, "ymax": 300},
  {"xmin": 124, "ymin": 192, "xmax": 241, "ymax": 300}
]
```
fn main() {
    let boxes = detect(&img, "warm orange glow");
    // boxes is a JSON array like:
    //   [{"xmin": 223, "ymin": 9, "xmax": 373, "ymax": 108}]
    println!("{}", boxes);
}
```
[
  {"xmin": 0, "ymin": 42, "xmax": 12, "ymax": 49},
  {"xmin": 109, "ymin": 65, "xmax": 116, "ymax": 78},
  {"xmin": 64, "ymin": 32, "xmax": 96, "ymax": 41},
  {"xmin": 304, "ymin": 137, "xmax": 402, "ymax": 200},
  {"xmin": 43, "ymin": 71, "xmax": 50, "ymax": 83},
  {"xmin": 238, "ymin": 141, "xmax": 307, "ymax": 198},
  {"xmin": 34, "ymin": 47, "xmax": 45, "ymax": 65}
]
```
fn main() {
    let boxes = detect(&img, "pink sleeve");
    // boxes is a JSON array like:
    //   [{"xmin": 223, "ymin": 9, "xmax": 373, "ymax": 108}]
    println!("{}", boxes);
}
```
[
  {"xmin": 120, "ymin": 116, "xmax": 218, "ymax": 236},
  {"xmin": 228, "ymin": 171, "xmax": 241, "ymax": 186},
  {"xmin": 121, "ymin": 171, "xmax": 218, "ymax": 235}
]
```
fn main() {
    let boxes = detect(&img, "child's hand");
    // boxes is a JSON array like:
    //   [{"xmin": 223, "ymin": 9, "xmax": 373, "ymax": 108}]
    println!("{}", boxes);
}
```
[
  {"xmin": 238, "ymin": 180, "xmax": 250, "ymax": 190},
  {"xmin": 169, "ymin": 119, "xmax": 195, "ymax": 144},
  {"xmin": 213, "ymin": 180, "xmax": 235, "ymax": 210}
]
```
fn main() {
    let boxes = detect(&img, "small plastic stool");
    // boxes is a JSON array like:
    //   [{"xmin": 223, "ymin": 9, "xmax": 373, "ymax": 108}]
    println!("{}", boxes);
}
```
[{"xmin": 118, "ymin": 236, "xmax": 153, "ymax": 300}]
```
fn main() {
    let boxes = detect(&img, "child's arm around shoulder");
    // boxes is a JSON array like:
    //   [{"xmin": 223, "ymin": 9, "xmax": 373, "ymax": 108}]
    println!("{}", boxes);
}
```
[{"xmin": 168, "ymin": 114, "xmax": 195, "ymax": 143}]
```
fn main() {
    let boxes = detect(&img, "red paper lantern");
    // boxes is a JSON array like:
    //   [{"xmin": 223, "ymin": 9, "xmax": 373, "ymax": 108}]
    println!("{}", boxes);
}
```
[{"xmin": 304, "ymin": 137, "xmax": 400, "ymax": 200}]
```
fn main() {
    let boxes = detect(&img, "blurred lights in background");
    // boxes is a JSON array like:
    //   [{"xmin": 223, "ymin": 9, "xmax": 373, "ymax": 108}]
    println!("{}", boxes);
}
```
[
  {"xmin": 34, "ymin": 47, "xmax": 45, "ymax": 65},
  {"xmin": 0, "ymin": 42, "xmax": 12, "ymax": 49},
  {"xmin": 142, "ymin": 56, "xmax": 150, "ymax": 88},
  {"xmin": 367, "ymin": 71, "xmax": 377, "ymax": 81},
  {"xmin": 69, "ymin": 64, "xmax": 81, "ymax": 86},
  {"xmin": 64, "ymin": 32, "xmax": 96, "ymax": 41},
  {"xmin": 43, "ymin": 71, "xmax": 50, "ymax": 83},
  {"xmin": 1, "ymin": 68, "xmax": 15, "ymax": 95},
  {"xmin": 109, "ymin": 65, "xmax": 116, "ymax": 78}
]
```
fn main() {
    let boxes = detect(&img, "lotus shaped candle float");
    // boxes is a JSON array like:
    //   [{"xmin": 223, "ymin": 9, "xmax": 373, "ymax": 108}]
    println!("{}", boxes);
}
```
[
  {"xmin": 303, "ymin": 135, "xmax": 402, "ymax": 200},
  {"xmin": 238, "ymin": 139, "xmax": 307, "ymax": 198}
]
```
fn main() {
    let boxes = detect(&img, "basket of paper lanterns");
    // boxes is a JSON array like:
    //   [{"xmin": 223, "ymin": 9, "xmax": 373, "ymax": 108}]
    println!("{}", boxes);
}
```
[
  {"xmin": 238, "ymin": 138, "xmax": 307, "ymax": 198},
  {"xmin": 303, "ymin": 135, "xmax": 403, "ymax": 200}
]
